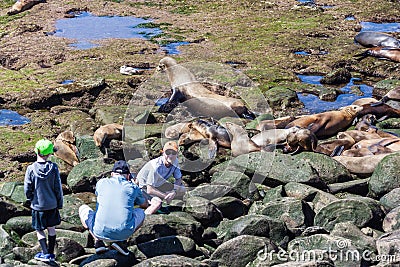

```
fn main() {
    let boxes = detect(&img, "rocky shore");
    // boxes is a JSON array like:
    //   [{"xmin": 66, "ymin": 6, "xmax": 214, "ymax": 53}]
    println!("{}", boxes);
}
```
[{"xmin": 1, "ymin": 0, "xmax": 400, "ymax": 266}]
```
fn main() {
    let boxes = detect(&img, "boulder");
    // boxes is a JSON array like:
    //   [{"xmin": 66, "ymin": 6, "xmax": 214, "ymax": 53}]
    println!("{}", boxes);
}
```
[
  {"xmin": 136, "ymin": 235, "xmax": 197, "ymax": 258},
  {"xmin": 229, "ymin": 152, "xmax": 350, "ymax": 188},
  {"xmin": 128, "ymin": 212, "xmax": 203, "ymax": 245},
  {"xmin": 210, "ymin": 235, "xmax": 277, "ymax": 267},
  {"xmin": 135, "ymin": 254, "xmax": 208, "ymax": 267},
  {"xmin": 287, "ymin": 234, "xmax": 361, "ymax": 267},
  {"xmin": 211, "ymin": 170, "xmax": 261, "ymax": 200},
  {"xmin": 369, "ymin": 152, "xmax": 400, "ymax": 198},
  {"xmin": 183, "ymin": 196, "xmax": 223, "ymax": 227},
  {"xmin": 0, "ymin": 197, "xmax": 30, "ymax": 224},
  {"xmin": 5, "ymin": 216, "xmax": 32, "ymax": 236},
  {"xmin": 314, "ymin": 197, "xmax": 385, "ymax": 231},
  {"xmin": 0, "ymin": 182, "xmax": 26, "ymax": 204},
  {"xmin": 285, "ymin": 182, "xmax": 338, "ymax": 213},
  {"xmin": 211, "ymin": 196, "xmax": 247, "ymax": 220},
  {"xmin": 376, "ymin": 230, "xmax": 400, "ymax": 265},
  {"xmin": 249, "ymin": 197, "xmax": 314, "ymax": 235},
  {"xmin": 380, "ymin": 188, "xmax": 400, "ymax": 211},
  {"xmin": 383, "ymin": 206, "xmax": 400, "ymax": 233},
  {"xmin": 66, "ymin": 158, "xmax": 113, "ymax": 193},
  {"xmin": 186, "ymin": 184, "xmax": 242, "ymax": 201},
  {"xmin": 223, "ymin": 214, "xmax": 289, "ymax": 248},
  {"xmin": 22, "ymin": 229, "xmax": 88, "ymax": 247},
  {"xmin": 75, "ymin": 135, "xmax": 103, "ymax": 161},
  {"xmin": 0, "ymin": 225, "xmax": 18, "ymax": 257}
]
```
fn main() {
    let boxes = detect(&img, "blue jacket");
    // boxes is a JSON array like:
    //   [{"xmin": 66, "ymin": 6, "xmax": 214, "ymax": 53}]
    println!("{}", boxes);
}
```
[
  {"xmin": 93, "ymin": 175, "xmax": 145, "ymax": 241},
  {"xmin": 24, "ymin": 161, "xmax": 63, "ymax": 211}
]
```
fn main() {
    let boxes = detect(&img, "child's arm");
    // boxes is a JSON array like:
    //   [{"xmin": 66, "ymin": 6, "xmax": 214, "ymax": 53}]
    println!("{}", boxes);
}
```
[{"xmin": 23, "ymin": 166, "xmax": 34, "ymax": 202}]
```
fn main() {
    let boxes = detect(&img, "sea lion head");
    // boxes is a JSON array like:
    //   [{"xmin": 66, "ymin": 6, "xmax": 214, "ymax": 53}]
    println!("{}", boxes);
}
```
[
  {"xmin": 56, "ymin": 130, "xmax": 75, "ymax": 143},
  {"xmin": 283, "ymin": 128, "xmax": 317, "ymax": 154},
  {"xmin": 157, "ymin": 56, "xmax": 178, "ymax": 72},
  {"xmin": 339, "ymin": 105, "xmax": 363, "ymax": 117}
]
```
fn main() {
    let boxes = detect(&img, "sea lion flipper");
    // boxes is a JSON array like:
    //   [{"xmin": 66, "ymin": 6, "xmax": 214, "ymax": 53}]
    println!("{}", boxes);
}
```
[{"xmin": 330, "ymin": 145, "xmax": 345, "ymax": 157}]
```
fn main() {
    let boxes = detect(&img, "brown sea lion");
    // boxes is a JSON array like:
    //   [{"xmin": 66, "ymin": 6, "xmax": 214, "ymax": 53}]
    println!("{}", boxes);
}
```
[
  {"xmin": 379, "ymin": 86, "xmax": 400, "ymax": 104},
  {"xmin": 342, "ymin": 146, "xmax": 394, "ymax": 157},
  {"xmin": 7, "ymin": 0, "xmax": 44, "ymax": 15},
  {"xmin": 189, "ymin": 119, "xmax": 231, "ymax": 148},
  {"xmin": 354, "ymin": 32, "xmax": 400, "ymax": 48},
  {"xmin": 251, "ymin": 126, "xmax": 301, "ymax": 147},
  {"xmin": 54, "ymin": 130, "xmax": 79, "ymax": 166},
  {"xmin": 362, "ymin": 47, "xmax": 400, "ymax": 63},
  {"xmin": 157, "ymin": 57, "xmax": 255, "ymax": 119},
  {"xmin": 357, "ymin": 103, "xmax": 400, "ymax": 120},
  {"xmin": 355, "ymin": 114, "xmax": 377, "ymax": 131},
  {"xmin": 285, "ymin": 105, "xmax": 363, "ymax": 138},
  {"xmin": 93, "ymin": 123, "xmax": 123, "ymax": 147},
  {"xmin": 352, "ymin": 138, "xmax": 400, "ymax": 151},
  {"xmin": 164, "ymin": 122, "xmax": 191, "ymax": 139},
  {"xmin": 351, "ymin": 98, "xmax": 379, "ymax": 106},
  {"xmin": 337, "ymin": 130, "xmax": 382, "ymax": 143},
  {"xmin": 283, "ymin": 128, "xmax": 318, "ymax": 154},
  {"xmin": 333, "ymin": 154, "xmax": 390, "ymax": 175},
  {"xmin": 225, "ymin": 122, "xmax": 264, "ymax": 157},
  {"xmin": 314, "ymin": 134, "xmax": 355, "ymax": 156},
  {"xmin": 256, "ymin": 116, "xmax": 299, "ymax": 131}
]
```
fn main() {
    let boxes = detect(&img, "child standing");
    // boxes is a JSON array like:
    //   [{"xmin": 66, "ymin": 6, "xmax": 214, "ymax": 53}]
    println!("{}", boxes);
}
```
[{"xmin": 24, "ymin": 139, "xmax": 63, "ymax": 262}]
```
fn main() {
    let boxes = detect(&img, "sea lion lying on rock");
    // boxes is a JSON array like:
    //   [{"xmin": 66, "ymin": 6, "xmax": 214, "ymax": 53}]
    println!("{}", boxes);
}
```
[
  {"xmin": 54, "ymin": 130, "xmax": 79, "ymax": 166},
  {"xmin": 251, "ymin": 126, "xmax": 301, "ymax": 147},
  {"xmin": 333, "ymin": 154, "xmax": 390, "ymax": 175},
  {"xmin": 285, "ymin": 105, "xmax": 363, "ymax": 138},
  {"xmin": 282, "ymin": 128, "xmax": 318, "ymax": 154},
  {"xmin": 93, "ymin": 123, "xmax": 123, "ymax": 147},
  {"xmin": 157, "ymin": 56, "xmax": 255, "ymax": 119},
  {"xmin": 7, "ymin": 0, "xmax": 44, "ymax": 15}
]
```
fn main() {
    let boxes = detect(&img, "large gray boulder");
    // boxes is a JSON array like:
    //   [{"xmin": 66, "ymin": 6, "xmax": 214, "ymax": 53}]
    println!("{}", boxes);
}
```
[
  {"xmin": 383, "ymin": 206, "xmax": 400, "ymax": 233},
  {"xmin": 369, "ymin": 152, "xmax": 400, "ymax": 198},
  {"xmin": 135, "ymin": 254, "xmax": 208, "ymax": 267},
  {"xmin": 287, "ymin": 234, "xmax": 361, "ymax": 267},
  {"xmin": 228, "ymin": 152, "xmax": 351, "ymax": 188},
  {"xmin": 211, "ymin": 170, "xmax": 261, "ymax": 200},
  {"xmin": 22, "ymin": 229, "xmax": 89, "ymax": 247},
  {"xmin": 249, "ymin": 197, "xmax": 314, "ymax": 235},
  {"xmin": 0, "ymin": 196, "xmax": 30, "ymax": 224},
  {"xmin": 211, "ymin": 196, "xmax": 247, "ymax": 220},
  {"xmin": 128, "ymin": 212, "xmax": 204, "ymax": 245},
  {"xmin": 0, "ymin": 182, "xmax": 26, "ymax": 204},
  {"xmin": 66, "ymin": 158, "xmax": 113, "ymax": 193},
  {"xmin": 285, "ymin": 182, "xmax": 338, "ymax": 213},
  {"xmin": 184, "ymin": 196, "xmax": 223, "ymax": 227},
  {"xmin": 136, "ymin": 235, "xmax": 197, "ymax": 258},
  {"xmin": 380, "ymin": 188, "xmax": 400, "ymax": 211},
  {"xmin": 0, "ymin": 225, "xmax": 18, "ymax": 257},
  {"xmin": 376, "ymin": 229, "xmax": 400, "ymax": 265},
  {"xmin": 210, "ymin": 235, "xmax": 277, "ymax": 267},
  {"xmin": 314, "ymin": 197, "xmax": 385, "ymax": 231}
]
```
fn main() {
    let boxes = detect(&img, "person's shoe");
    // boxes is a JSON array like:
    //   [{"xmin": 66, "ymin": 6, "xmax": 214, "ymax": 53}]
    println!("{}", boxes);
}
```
[
  {"xmin": 111, "ymin": 242, "xmax": 130, "ymax": 256},
  {"xmin": 94, "ymin": 240, "xmax": 109, "ymax": 254},
  {"xmin": 48, "ymin": 253, "xmax": 56, "ymax": 262},
  {"xmin": 34, "ymin": 252, "xmax": 50, "ymax": 262}
]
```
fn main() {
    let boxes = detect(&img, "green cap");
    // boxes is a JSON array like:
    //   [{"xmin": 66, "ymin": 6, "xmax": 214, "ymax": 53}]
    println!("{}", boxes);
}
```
[{"xmin": 35, "ymin": 139, "xmax": 55, "ymax": 156}]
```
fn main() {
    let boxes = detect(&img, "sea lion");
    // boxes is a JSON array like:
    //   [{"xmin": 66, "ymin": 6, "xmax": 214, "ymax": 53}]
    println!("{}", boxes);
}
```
[
  {"xmin": 285, "ymin": 105, "xmax": 363, "ymax": 138},
  {"xmin": 54, "ymin": 130, "xmax": 79, "ymax": 166},
  {"xmin": 356, "ymin": 103, "xmax": 400, "ymax": 120},
  {"xmin": 379, "ymin": 86, "xmax": 400, "ymax": 104},
  {"xmin": 7, "ymin": 0, "xmax": 44, "ymax": 15},
  {"xmin": 354, "ymin": 32, "xmax": 400, "ymax": 48},
  {"xmin": 157, "ymin": 56, "xmax": 255, "ymax": 119},
  {"xmin": 361, "ymin": 47, "xmax": 400, "ymax": 63},
  {"xmin": 314, "ymin": 134, "xmax": 355, "ymax": 156},
  {"xmin": 93, "ymin": 123, "xmax": 123, "ymax": 147},
  {"xmin": 337, "ymin": 130, "xmax": 382, "ymax": 143},
  {"xmin": 251, "ymin": 126, "xmax": 301, "ymax": 147},
  {"xmin": 333, "ymin": 154, "xmax": 390, "ymax": 175},
  {"xmin": 164, "ymin": 122, "xmax": 191, "ymax": 139},
  {"xmin": 282, "ymin": 128, "xmax": 318, "ymax": 154},
  {"xmin": 189, "ymin": 119, "xmax": 231, "ymax": 148},
  {"xmin": 342, "ymin": 146, "xmax": 394, "ymax": 157},
  {"xmin": 352, "ymin": 97, "xmax": 379, "ymax": 107},
  {"xmin": 256, "ymin": 116, "xmax": 300, "ymax": 131},
  {"xmin": 225, "ymin": 122, "xmax": 264, "ymax": 157},
  {"xmin": 355, "ymin": 114, "xmax": 377, "ymax": 131},
  {"xmin": 352, "ymin": 138, "xmax": 400, "ymax": 151}
]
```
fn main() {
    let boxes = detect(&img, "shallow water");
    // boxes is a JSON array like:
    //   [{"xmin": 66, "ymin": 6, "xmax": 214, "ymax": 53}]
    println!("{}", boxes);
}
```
[
  {"xmin": 297, "ymin": 75, "xmax": 373, "ymax": 114},
  {"xmin": 360, "ymin": 22, "xmax": 400, "ymax": 32},
  {"xmin": 54, "ymin": 12, "xmax": 188, "ymax": 54},
  {"xmin": 0, "ymin": 110, "xmax": 30, "ymax": 126}
]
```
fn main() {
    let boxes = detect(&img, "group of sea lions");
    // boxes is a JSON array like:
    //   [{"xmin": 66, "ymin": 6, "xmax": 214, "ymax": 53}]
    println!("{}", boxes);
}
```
[{"xmin": 354, "ymin": 31, "xmax": 400, "ymax": 62}]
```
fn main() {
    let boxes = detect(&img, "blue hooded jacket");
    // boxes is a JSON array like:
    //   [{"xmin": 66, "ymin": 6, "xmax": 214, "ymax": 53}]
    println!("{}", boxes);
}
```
[{"xmin": 24, "ymin": 161, "xmax": 63, "ymax": 211}]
